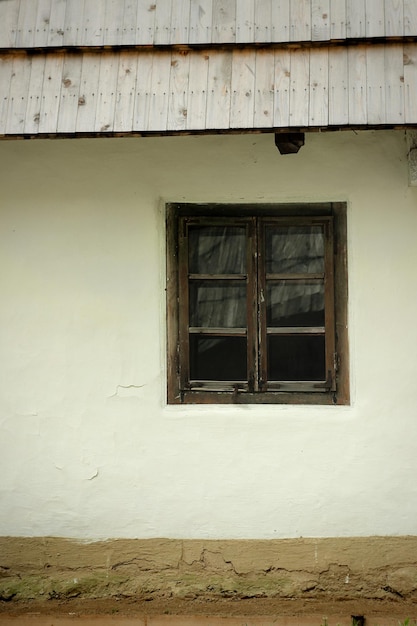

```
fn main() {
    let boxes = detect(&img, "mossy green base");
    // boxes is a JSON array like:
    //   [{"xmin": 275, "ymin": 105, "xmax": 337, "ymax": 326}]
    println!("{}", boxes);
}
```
[{"xmin": 1, "ymin": 537, "xmax": 417, "ymax": 603}]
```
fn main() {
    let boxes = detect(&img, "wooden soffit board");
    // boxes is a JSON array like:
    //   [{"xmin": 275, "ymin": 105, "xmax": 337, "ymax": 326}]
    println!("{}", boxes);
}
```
[
  {"xmin": 0, "ymin": 0, "xmax": 417, "ymax": 48},
  {"xmin": 0, "ymin": 43, "xmax": 416, "ymax": 136}
]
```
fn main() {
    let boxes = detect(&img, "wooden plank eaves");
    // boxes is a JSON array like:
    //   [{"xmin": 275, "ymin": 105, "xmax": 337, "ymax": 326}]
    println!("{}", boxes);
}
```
[
  {"xmin": 1, "ymin": 0, "xmax": 417, "ymax": 49},
  {"xmin": 1, "ymin": 43, "xmax": 416, "ymax": 137}
]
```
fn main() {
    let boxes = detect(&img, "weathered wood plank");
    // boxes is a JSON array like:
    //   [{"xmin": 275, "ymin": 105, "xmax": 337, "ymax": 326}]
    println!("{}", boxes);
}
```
[
  {"xmin": 24, "ymin": 54, "xmax": 46, "ymax": 134},
  {"xmin": 254, "ymin": 0, "xmax": 272, "ymax": 42},
  {"xmin": 135, "ymin": 0, "xmax": 156, "ymax": 45},
  {"xmin": 82, "ymin": 0, "xmax": 104, "ymax": 46},
  {"xmin": 167, "ymin": 50, "xmax": 190, "ymax": 130},
  {"xmin": 347, "ymin": 45, "xmax": 367, "ymax": 124},
  {"xmin": 290, "ymin": 0, "xmax": 311, "ymax": 41},
  {"xmin": 404, "ymin": 44, "xmax": 417, "ymax": 122},
  {"xmin": 119, "ymin": 0, "xmax": 138, "ymax": 46},
  {"xmin": 0, "ymin": 0, "xmax": 20, "ymax": 48},
  {"xmin": 5, "ymin": 54, "xmax": 30, "ymax": 134},
  {"xmin": 289, "ymin": 47, "xmax": 310, "ymax": 126},
  {"xmin": 206, "ymin": 50, "xmax": 232, "ymax": 128},
  {"xmin": 253, "ymin": 48, "xmax": 274, "ymax": 127},
  {"xmin": 236, "ymin": 0, "xmax": 255, "ymax": 43},
  {"xmin": 309, "ymin": 47, "xmax": 329, "ymax": 126},
  {"xmin": 154, "ymin": 0, "xmax": 172, "ymax": 45},
  {"xmin": 384, "ymin": 0, "xmax": 404, "ymax": 36},
  {"xmin": 16, "ymin": 0, "xmax": 38, "ymax": 47},
  {"xmin": 133, "ymin": 51, "xmax": 153, "ymax": 130},
  {"xmin": 230, "ymin": 49, "xmax": 256, "ymax": 128},
  {"xmin": 113, "ymin": 50, "xmax": 137, "ymax": 132},
  {"xmin": 171, "ymin": 0, "xmax": 191, "ymax": 43},
  {"xmin": 404, "ymin": 0, "xmax": 417, "ymax": 35},
  {"xmin": 312, "ymin": 0, "xmax": 331, "ymax": 41},
  {"xmin": 75, "ymin": 52, "xmax": 100, "ymax": 132},
  {"xmin": 366, "ymin": 0, "xmax": 385, "ymax": 37},
  {"xmin": 189, "ymin": 0, "xmax": 213, "ymax": 44},
  {"xmin": 63, "ymin": 0, "xmax": 84, "ymax": 46},
  {"xmin": 366, "ymin": 44, "xmax": 385, "ymax": 123},
  {"xmin": 273, "ymin": 48, "xmax": 291, "ymax": 127},
  {"xmin": 57, "ymin": 52, "xmax": 83, "ymax": 132},
  {"xmin": 272, "ymin": 0, "xmax": 290, "ymax": 43},
  {"xmin": 346, "ymin": 0, "xmax": 366, "ymax": 37},
  {"xmin": 39, "ymin": 52, "xmax": 64, "ymax": 132},
  {"xmin": 330, "ymin": 0, "xmax": 347, "ymax": 39},
  {"xmin": 146, "ymin": 50, "xmax": 171, "ymax": 130},
  {"xmin": 384, "ymin": 43, "xmax": 404, "ymax": 123},
  {"xmin": 186, "ymin": 50, "xmax": 209, "ymax": 129},
  {"xmin": 329, "ymin": 46, "xmax": 348, "ymax": 125},
  {"xmin": 212, "ymin": 0, "xmax": 236, "ymax": 44},
  {"xmin": 47, "ymin": 0, "xmax": 66, "ymax": 46},
  {"xmin": 0, "ymin": 55, "xmax": 14, "ymax": 133},
  {"xmin": 34, "ymin": 0, "xmax": 53, "ymax": 48},
  {"xmin": 94, "ymin": 51, "xmax": 119, "ymax": 132},
  {"xmin": 103, "ymin": 0, "xmax": 124, "ymax": 46}
]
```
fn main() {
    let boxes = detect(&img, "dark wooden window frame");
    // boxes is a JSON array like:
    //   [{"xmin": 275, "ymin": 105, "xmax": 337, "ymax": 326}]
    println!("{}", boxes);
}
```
[{"xmin": 166, "ymin": 202, "xmax": 349, "ymax": 405}]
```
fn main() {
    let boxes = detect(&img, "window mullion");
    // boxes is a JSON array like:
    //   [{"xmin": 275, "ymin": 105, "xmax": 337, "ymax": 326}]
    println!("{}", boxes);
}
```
[
  {"xmin": 324, "ymin": 217, "xmax": 336, "ymax": 391},
  {"xmin": 246, "ymin": 218, "xmax": 258, "ymax": 393},
  {"xmin": 178, "ymin": 217, "xmax": 190, "ymax": 392},
  {"xmin": 257, "ymin": 218, "xmax": 267, "ymax": 392}
]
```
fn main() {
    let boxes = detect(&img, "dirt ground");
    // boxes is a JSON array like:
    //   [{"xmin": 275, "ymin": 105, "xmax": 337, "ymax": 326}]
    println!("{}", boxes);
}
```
[{"xmin": 1, "ymin": 597, "xmax": 416, "ymax": 620}]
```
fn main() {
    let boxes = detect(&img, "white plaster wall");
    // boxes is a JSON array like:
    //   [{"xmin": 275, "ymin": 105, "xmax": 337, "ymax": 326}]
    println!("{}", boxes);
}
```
[{"xmin": 1, "ymin": 130, "xmax": 417, "ymax": 540}]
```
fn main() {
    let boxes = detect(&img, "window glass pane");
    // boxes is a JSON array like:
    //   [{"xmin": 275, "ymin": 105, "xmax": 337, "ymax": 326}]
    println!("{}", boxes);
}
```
[
  {"xmin": 190, "ymin": 336, "xmax": 247, "ymax": 381},
  {"xmin": 266, "ymin": 280, "xmax": 324, "ymax": 327},
  {"xmin": 189, "ymin": 226, "xmax": 246, "ymax": 274},
  {"xmin": 266, "ymin": 225, "xmax": 324, "ymax": 274},
  {"xmin": 267, "ymin": 335, "xmax": 325, "ymax": 381},
  {"xmin": 189, "ymin": 281, "xmax": 247, "ymax": 328}
]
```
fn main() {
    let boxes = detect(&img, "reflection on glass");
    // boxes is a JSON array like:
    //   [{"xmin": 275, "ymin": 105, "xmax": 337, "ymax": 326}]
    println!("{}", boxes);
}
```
[
  {"xmin": 266, "ymin": 281, "xmax": 324, "ymax": 327},
  {"xmin": 266, "ymin": 226, "xmax": 324, "ymax": 274},
  {"xmin": 267, "ymin": 335, "xmax": 325, "ymax": 381},
  {"xmin": 189, "ymin": 281, "xmax": 247, "ymax": 328},
  {"xmin": 189, "ymin": 226, "xmax": 246, "ymax": 274},
  {"xmin": 190, "ymin": 336, "xmax": 247, "ymax": 380}
]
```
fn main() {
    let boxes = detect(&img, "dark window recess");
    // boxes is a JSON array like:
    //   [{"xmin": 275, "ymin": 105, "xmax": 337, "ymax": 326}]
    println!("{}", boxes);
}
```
[{"xmin": 167, "ymin": 203, "xmax": 349, "ymax": 405}]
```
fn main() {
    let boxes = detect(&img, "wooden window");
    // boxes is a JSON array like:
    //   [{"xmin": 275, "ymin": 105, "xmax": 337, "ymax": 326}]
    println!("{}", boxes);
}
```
[{"xmin": 167, "ymin": 203, "xmax": 349, "ymax": 405}]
